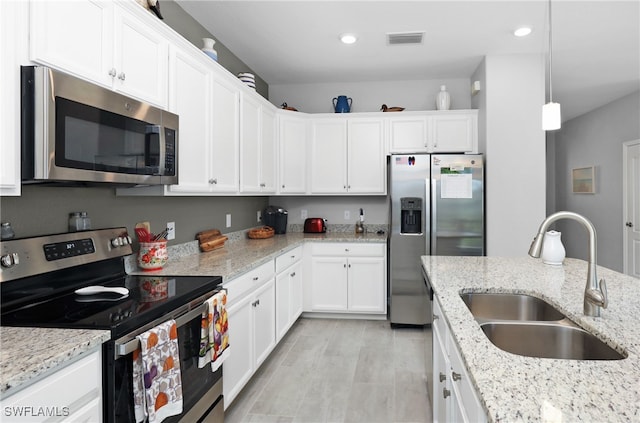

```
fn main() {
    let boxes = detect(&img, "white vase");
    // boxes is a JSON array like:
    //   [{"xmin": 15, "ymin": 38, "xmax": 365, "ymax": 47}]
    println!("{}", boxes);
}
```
[
  {"xmin": 202, "ymin": 38, "xmax": 218, "ymax": 61},
  {"xmin": 436, "ymin": 85, "xmax": 451, "ymax": 110},
  {"xmin": 541, "ymin": 230, "xmax": 566, "ymax": 265}
]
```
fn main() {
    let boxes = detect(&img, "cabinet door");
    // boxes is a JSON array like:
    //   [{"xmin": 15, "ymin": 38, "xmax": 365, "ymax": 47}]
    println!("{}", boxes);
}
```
[
  {"xmin": 166, "ymin": 46, "xmax": 213, "ymax": 193},
  {"xmin": 388, "ymin": 115, "xmax": 429, "ymax": 153},
  {"xmin": 279, "ymin": 115, "xmax": 307, "ymax": 194},
  {"xmin": 113, "ymin": 7, "xmax": 168, "ymax": 107},
  {"xmin": 310, "ymin": 119, "xmax": 347, "ymax": 193},
  {"xmin": 275, "ymin": 270, "xmax": 290, "ymax": 342},
  {"xmin": 253, "ymin": 278, "xmax": 276, "ymax": 368},
  {"xmin": 260, "ymin": 106, "xmax": 277, "ymax": 193},
  {"xmin": 347, "ymin": 119, "xmax": 386, "ymax": 194},
  {"xmin": 310, "ymin": 256, "xmax": 348, "ymax": 311},
  {"xmin": 347, "ymin": 257, "xmax": 386, "ymax": 313},
  {"xmin": 223, "ymin": 294, "xmax": 253, "ymax": 407},
  {"xmin": 289, "ymin": 261, "xmax": 303, "ymax": 322},
  {"xmin": 30, "ymin": 0, "xmax": 114, "ymax": 87},
  {"xmin": 210, "ymin": 75, "xmax": 240, "ymax": 193},
  {"xmin": 240, "ymin": 94, "xmax": 262, "ymax": 193},
  {"xmin": 432, "ymin": 326, "xmax": 449, "ymax": 423},
  {"xmin": 431, "ymin": 113, "xmax": 477, "ymax": 153}
]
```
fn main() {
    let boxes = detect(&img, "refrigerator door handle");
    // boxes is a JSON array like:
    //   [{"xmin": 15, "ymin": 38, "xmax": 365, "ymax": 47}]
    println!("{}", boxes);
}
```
[{"xmin": 430, "ymin": 177, "xmax": 437, "ymax": 255}]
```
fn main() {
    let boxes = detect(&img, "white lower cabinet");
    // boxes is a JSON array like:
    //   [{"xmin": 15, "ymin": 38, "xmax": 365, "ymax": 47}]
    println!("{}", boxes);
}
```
[
  {"xmin": 308, "ymin": 243, "xmax": 386, "ymax": 314},
  {"xmin": 0, "ymin": 349, "xmax": 102, "ymax": 422},
  {"xmin": 275, "ymin": 246, "xmax": 303, "ymax": 341},
  {"xmin": 223, "ymin": 262, "xmax": 275, "ymax": 408},
  {"xmin": 432, "ymin": 296, "xmax": 485, "ymax": 423}
]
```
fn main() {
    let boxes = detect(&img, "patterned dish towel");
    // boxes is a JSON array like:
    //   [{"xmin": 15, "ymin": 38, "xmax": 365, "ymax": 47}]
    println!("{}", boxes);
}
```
[
  {"xmin": 133, "ymin": 320, "xmax": 183, "ymax": 423},
  {"xmin": 198, "ymin": 290, "xmax": 230, "ymax": 371}
]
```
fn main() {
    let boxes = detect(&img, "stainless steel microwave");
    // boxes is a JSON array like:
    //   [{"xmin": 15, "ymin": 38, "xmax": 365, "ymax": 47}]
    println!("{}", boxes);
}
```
[{"xmin": 21, "ymin": 66, "xmax": 178, "ymax": 186}]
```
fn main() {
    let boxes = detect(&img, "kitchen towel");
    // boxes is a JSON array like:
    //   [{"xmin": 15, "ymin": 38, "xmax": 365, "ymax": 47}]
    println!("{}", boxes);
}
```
[
  {"xmin": 133, "ymin": 319, "xmax": 183, "ymax": 423},
  {"xmin": 198, "ymin": 289, "xmax": 230, "ymax": 371}
]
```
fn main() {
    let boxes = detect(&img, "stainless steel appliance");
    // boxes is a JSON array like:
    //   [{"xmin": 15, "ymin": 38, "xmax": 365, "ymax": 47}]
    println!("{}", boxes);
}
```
[
  {"xmin": 0, "ymin": 228, "xmax": 223, "ymax": 422},
  {"xmin": 389, "ymin": 154, "xmax": 484, "ymax": 325},
  {"xmin": 21, "ymin": 66, "xmax": 178, "ymax": 186}
]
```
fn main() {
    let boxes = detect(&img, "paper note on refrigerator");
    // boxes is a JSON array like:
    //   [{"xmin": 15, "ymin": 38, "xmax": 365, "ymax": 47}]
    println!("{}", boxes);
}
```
[{"xmin": 441, "ymin": 173, "xmax": 473, "ymax": 198}]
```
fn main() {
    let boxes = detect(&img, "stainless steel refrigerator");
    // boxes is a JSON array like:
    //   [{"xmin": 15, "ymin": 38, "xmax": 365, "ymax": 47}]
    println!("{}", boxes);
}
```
[{"xmin": 389, "ymin": 154, "xmax": 484, "ymax": 325}]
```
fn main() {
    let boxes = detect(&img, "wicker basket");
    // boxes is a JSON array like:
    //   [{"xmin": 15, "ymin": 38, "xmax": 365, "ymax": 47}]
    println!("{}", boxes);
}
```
[{"xmin": 247, "ymin": 226, "xmax": 275, "ymax": 239}]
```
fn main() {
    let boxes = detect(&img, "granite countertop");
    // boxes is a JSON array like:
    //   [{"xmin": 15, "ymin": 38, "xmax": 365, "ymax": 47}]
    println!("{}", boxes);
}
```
[
  {"xmin": 0, "ymin": 327, "xmax": 110, "ymax": 397},
  {"xmin": 422, "ymin": 256, "xmax": 640, "ymax": 422},
  {"xmin": 126, "ymin": 227, "xmax": 388, "ymax": 279}
]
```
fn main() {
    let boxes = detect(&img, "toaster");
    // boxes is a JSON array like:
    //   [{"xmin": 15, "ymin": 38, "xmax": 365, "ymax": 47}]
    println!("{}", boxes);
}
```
[{"xmin": 304, "ymin": 218, "xmax": 326, "ymax": 233}]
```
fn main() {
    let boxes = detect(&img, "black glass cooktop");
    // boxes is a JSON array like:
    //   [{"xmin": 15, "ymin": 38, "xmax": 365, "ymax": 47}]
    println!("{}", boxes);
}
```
[{"xmin": 1, "ymin": 274, "xmax": 222, "ymax": 338}]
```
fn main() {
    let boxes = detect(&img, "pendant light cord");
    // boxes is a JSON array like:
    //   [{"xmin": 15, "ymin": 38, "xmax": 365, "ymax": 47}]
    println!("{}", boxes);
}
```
[{"xmin": 548, "ymin": 0, "xmax": 553, "ymax": 102}]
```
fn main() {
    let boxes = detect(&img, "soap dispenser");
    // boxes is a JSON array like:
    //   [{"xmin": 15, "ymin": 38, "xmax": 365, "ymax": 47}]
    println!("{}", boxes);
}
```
[{"xmin": 355, "ymin": 208, "xmax": 365, "ymax": 234}]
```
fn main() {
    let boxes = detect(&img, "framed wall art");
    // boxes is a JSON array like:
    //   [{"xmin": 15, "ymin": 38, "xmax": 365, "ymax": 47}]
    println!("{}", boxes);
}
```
[{"xmin": 572, "ymin": 166, "xmax": 595, "ymax": 194}]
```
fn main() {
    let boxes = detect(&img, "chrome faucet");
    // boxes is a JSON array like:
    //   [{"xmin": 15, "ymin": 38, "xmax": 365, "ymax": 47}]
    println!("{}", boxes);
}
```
[{"xmin": 528, "ymin": 211, "xmax": 608, "ymax": 317}]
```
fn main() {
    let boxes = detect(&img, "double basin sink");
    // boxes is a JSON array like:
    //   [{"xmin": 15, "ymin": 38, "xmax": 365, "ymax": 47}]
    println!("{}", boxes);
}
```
[{"xmin": 460, "ymin": 292, "xmax": 625, "ymax": 360}]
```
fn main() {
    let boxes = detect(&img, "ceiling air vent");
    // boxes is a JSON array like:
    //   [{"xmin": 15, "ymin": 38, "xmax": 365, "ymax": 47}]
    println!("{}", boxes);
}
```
[{"xmin": 387, "ymin": 31, "xmax": 425, "ymax": 45}]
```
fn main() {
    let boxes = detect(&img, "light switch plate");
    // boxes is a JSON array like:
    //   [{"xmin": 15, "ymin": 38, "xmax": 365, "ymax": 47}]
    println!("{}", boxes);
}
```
[
  {"xmin": 344, "ymin": 210, "xmax": 350, "ymax": 220},
  {"xmin": 226, "ymin": 213, "xmax": 232, "ymax": 228},
  {"xmin": 166, "ymin": 222, "xmax": 175, "ymax": 240},
  {"xmin": 301, "ymin": 209, "xmax": 308, "ymax": 220}
]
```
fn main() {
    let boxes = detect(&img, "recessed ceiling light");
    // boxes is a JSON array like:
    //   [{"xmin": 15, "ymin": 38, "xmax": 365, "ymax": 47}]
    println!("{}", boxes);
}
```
[
  {"xmin": 340, "ymin": 33, "xmax": 357, "ymax": 44},
  {"xmin": 514, "ymin": 27, "xmax": 532, "ymax": 37}
]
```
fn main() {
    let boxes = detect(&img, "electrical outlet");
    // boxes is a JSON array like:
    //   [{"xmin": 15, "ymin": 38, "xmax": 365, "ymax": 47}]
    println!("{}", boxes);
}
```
[
  {"xmin": 226, "ymin": 213, "xmax": 232, "ymax": 228},
  {"xmin": 257, "ymin": 210, "xmax": 262, "ymax": 222},
  {"xmin": 344, "ymin": 210, "xmax": 350, "ymax": 220},
  {"xmin": 301, "ymin": 209, "xmax": 308, "ymax": 220},
  {"xmin": 166, "ymin": 222, "xmax": 175, "ymax": 240}
]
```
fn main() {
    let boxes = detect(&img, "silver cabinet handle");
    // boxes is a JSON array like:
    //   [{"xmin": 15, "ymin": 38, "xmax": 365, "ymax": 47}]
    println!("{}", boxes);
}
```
[
  {"xmin": 252, "ymin": 276, "xmax": 259, "ymax": 281},
  {"xmin": 282, "ymin": 184, "xmax": 285, "ymax": 188},
  {"xmin": 626, "ymin": 222, "xmax": 634, "ymax": 227},
  {"xmin": 118, "ymin": 72, "xmax": 126, "ymax": 81},
  {"xmin": 290, "ymin": 272, "xmax": 296, "ymax": 277},
  {"xmin": 433, "ymin": 314, "xmax": 440, "ymax": 320},
  {"xmin": 452, "ymin": 372, "xmax": 461, "ymax": 381},
  {"xmin": 443, "ymin": 388, "xmax": 451, "ymax": 399},
  {"xmin": 439, "ymin": 372, "xmax": 446, "ymax": 382},
  {"xmin": 209, "ymin": 178, "xmax": 218, "ymax": 184},
  {"xmin": 108, "ymin": 68, "xmax": 117, "ymax": 77}
]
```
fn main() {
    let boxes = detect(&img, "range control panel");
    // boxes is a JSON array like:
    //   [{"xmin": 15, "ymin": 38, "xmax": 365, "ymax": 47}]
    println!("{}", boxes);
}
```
[{"xmin": 43, "ymin": 238, "xmax": 95, "ymax": 261}]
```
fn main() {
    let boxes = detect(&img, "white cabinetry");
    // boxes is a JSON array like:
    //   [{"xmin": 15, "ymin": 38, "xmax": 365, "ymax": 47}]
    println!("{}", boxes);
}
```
[
  {"xmin": 310, "ymin": 117, "xmax": 385, "ymax": 194},
  {"xmin": 275, "ymin": 246, "xmax": 303, "ymax": 341},
  {"xmin": 0, "ymin": 350, "xmax": 102, "ymax": 422},
  {"xmin": 278, "ymin": 112, "xmax": 308, "ymax": 194},
  {"xmin": 389, "ymin": 111, "xmax": 477, "ymax": 154},
  {"xmin": 308, "ymin": 243, "xmax": 386, "ymax": 314},
  {"xmin": 223, "ymin": 261, "xmax": 276, "ymax": 408},
  {"xmin": 30, "ymin": 1, "xmax": 168, "ymax": 108},
  {"xmin": 432, "ymin": 296, "xmax": 485, "ymax": 423},
  {"xmin": 240, "ymin": 94, "xmax": 276, "ymax": 194},
  {"xmin": 0, "ymin": 0, "xmax": 27, "ymax": 196}
]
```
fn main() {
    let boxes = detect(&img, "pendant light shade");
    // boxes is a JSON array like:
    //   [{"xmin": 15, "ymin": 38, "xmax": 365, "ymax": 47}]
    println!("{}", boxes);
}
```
[{"xmin": 543, "ymin": 0, "xmax": 561, "ymax": 131}]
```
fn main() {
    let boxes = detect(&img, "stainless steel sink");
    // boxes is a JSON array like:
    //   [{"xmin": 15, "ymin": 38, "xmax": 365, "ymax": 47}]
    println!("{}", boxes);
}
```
[
  {"xmin": 460, "ymin": 292, "xmax": 626, "ymax": 360},
  {"xmin": 480, "ymin": 322, "xmax": 626, "ymax": 360},
  {"xmin": 460, "ymin": 292, "xmax": 566, "ymax": 321}
]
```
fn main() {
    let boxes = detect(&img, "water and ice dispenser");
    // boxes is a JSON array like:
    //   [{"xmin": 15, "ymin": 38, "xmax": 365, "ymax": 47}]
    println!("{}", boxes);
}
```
[{"xmin": 400, "ymin": 197, "xmax": 422, "ymax": 234}]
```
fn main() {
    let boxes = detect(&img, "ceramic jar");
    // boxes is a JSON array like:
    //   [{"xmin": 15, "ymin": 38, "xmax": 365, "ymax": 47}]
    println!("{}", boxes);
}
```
[
  {"xmin": 202, "ymin": 38, "xmax": 218, "ymax": 61},
  {"xmin": 137, "ymin": 241, "xmax": 168, "ymax": 271},
  {"xmin": 541, "ymin": 230, "xmax": 566, "ymax": 265},
  {"xmin": 436, "ymin": 85, "xmax": 451, "ymax": 110}
]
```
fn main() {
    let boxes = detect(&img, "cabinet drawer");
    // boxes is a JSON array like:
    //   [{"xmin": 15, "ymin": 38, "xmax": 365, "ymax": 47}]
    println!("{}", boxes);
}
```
[
  {"xmin": 275, "ymin": 246, "xmax": 303, "ymax": 273},
  {"xmin": 311, "ymin": 242, "xmax": 385, "ymax": 257},
  {"xmin": 432, "ymin": 295, "xmax": 447, "ymax": 347},
  {"xmin": 224, "ymin": 260, "xmax": 274, "ymax": 304},
  {"xmin": 1, "ymin": 350, "xmax": 101, "ymax": 418}
]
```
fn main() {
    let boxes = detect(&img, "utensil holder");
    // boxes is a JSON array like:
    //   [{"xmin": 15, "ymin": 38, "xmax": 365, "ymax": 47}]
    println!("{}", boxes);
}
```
[{"xmin": 137, "ymin": 241, "xmax": 168, "ymax": 271}]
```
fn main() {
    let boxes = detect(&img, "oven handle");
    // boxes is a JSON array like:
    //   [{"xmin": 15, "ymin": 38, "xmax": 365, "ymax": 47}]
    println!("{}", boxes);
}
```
[{"xmin": 114, "ymin": 301, "xmax": 207, "ymax": 359}]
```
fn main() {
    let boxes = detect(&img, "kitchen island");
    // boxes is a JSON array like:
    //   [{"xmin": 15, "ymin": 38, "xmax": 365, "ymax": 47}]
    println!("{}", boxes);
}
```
[{"xmin": 422, "ymin": 255, "xmax": 640, "ymax": 422}]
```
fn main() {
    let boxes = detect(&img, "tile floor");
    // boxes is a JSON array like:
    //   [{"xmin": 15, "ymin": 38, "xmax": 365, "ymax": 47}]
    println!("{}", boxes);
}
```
[{"xmin": 225, "ymin": 318, "xmax": 433, "ymax": 423}]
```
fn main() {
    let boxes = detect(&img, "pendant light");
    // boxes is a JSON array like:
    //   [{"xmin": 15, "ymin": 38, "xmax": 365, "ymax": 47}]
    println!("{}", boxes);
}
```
[{"xmin": 543, "ymin": 0, "xmax": 561, "ymax": 130}]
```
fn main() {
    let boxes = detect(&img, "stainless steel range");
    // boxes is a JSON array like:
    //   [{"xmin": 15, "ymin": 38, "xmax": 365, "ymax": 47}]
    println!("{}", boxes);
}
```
[{"xmin": 0, "ymin": 228, "xmax": 224, "ymax": 422}]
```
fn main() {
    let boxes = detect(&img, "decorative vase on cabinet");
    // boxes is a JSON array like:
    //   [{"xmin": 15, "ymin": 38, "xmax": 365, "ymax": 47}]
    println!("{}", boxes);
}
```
[
  {"xmin": 202, "ymin": 38, "xmax": 218, "ymax": 61},
  {"xmin": 436, "ymin": 85, "xmax": 451, "ymax": 110}
]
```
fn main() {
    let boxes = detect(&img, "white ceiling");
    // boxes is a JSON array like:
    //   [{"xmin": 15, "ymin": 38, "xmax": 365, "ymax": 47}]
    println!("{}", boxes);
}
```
[{"xmin": 176, "ymin": 0, "xmax": 640, "ymax": 121}]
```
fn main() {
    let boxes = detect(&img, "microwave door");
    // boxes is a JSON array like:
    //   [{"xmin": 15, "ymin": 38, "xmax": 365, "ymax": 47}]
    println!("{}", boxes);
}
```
[{"xmin": 145, "ymin": 124, "xmax": 163, "ymax": 175}]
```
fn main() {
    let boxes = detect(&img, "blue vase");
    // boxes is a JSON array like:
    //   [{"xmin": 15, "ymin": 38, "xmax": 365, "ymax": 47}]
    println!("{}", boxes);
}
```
[{"xmin": 333, "ymin": 95, "xmax": 352, "ymax": 113}]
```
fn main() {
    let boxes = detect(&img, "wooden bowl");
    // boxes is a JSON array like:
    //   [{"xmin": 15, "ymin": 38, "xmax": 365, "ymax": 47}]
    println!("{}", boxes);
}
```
[{"xmin": 247, "ymin": 226, "xmax": 275, "ymax": 239}]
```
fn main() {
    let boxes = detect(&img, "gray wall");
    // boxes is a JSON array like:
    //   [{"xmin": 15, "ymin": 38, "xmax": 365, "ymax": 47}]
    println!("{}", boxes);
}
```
[
  {"xmin": 0, "ymin": 185, "xmax": 268, "ymax": 243},
  {"xmin": 160, "ymin": 0, "xmax": 268, "ymax": 97},
  {"xmin": 553, "ymin": 90, "xmax": 640, "ymax": 272}
]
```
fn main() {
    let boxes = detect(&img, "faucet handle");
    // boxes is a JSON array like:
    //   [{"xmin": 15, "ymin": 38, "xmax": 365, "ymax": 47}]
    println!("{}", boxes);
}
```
[{"xmin": 600, "ymin": 278, "xmax": 608, "ymax": 308}]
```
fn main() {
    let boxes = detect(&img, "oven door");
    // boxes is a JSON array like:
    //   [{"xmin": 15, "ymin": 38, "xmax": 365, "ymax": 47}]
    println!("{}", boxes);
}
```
[{"xmin": 107, "ymin": 303, "xmax": 223, "ymax": 422}]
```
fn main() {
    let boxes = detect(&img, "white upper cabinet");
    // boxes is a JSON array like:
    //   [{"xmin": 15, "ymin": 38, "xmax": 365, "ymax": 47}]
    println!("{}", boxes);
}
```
[
  {"xmin": 278, "ymin": 112, "xmax": 308, "ymax": 194},
  {"xmin": 210, "ymin": 73, "xmax": 241, "ymax": 193},
  {"xmin": 30, "ymin": 1, "xmax": 168, "ymax": 108},
  {"xmin": 388, "ymin": 110, "xmax": 478, "ymax": 154},
  {"xmin": 240, "ymin": 94, "xmax": 276, "ymax": 194},
  {"xmin": 310, "ymin": 116, "xmax": 385, "ymax": 195}
]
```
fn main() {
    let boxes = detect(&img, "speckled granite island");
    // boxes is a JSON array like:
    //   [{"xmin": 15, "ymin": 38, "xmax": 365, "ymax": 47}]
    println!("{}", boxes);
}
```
[{"xmin": 422, "ymin": 255, "xmax": 640, "ymax": 422}]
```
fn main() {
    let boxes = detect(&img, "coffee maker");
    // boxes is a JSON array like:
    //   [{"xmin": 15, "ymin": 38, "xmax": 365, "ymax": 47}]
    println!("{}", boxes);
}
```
[{"xmin": 262, "ymin": 206, "xmax": 288, "ymax": 234}]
